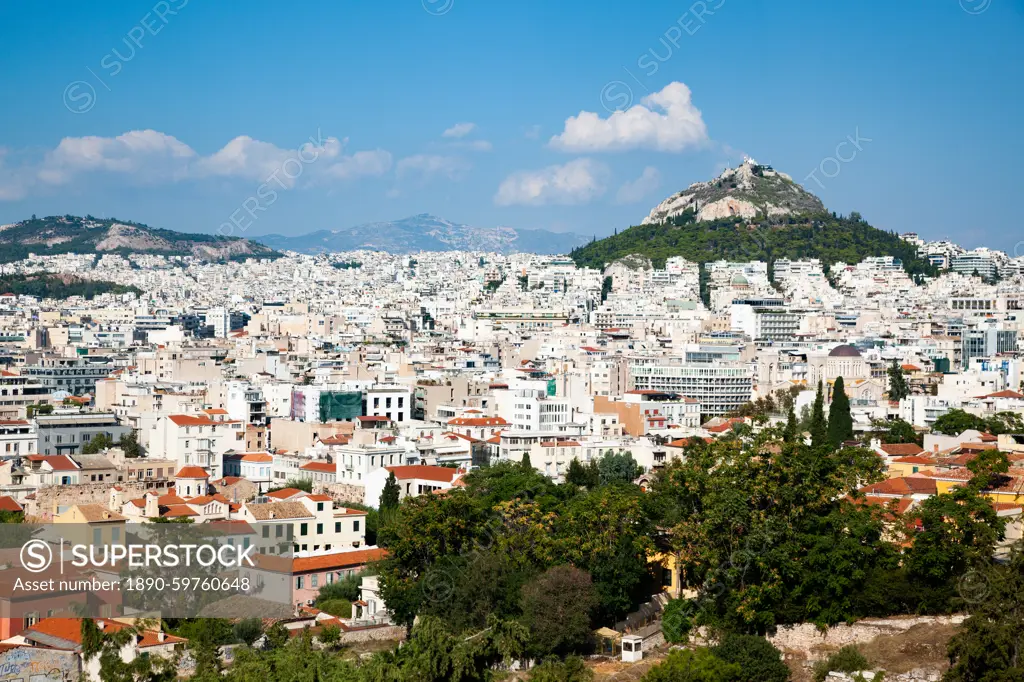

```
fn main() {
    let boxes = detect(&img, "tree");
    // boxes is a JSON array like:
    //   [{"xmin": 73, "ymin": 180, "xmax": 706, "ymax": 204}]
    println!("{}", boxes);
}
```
[
  {"xmin": 662, "ymin": 598, "xmax": 695, "ymax": 643},
  {"xmin": 81, "ymin": 619, "xmax": 177, "ymax": 682},
  {"xmin": 318, "ymin": 623, "xmax": 341, "ymax": 649},
  {"xmin": 380, "ymin": 471, "xmax": 400, "ymax": 511},
  {"xmin": 887, "ymin": 359, "xmax": 910, "ymax": 401},
  {"xmin": 944, "ymin": 544, "xmax": 1024, "ymax": 681},
  {"xmin": 528, "ymin": 656, "xmax": 593, "ymax": 682},
  {"xmin": 827, "ymin": 376, "xmax": 853, "ymax": 448},
  {"xmin": 812, "ymin": 646, "xmax": 869, "ymax": 682},
  {"xmin": 810, "ymin": 380, "xmax": 829, "ymax": 448},
  {"xmin": 870, "ymin": 417, "xmax": 921, "ymax": 445},
  {"xmin": 263, "ymin": 622, "xmax": 289, "ymax": 650},
  {"xmin": 783, "ymin": 405, "xmax": 799, "ymax": 443},
  {"xmin": 232, "ymin": 618, "xmax": 263, "ymax": 646},
  {"xmin": 521, "ymin": 452, "xmax": 533, "ymax": 471},
  {"xmin": 904, "ymin": 452, "xmax": 1008, "ymax": 603},
  {"xmin": 641, "ymin": 649, "xmax": 742, "ymax": 682},
  {"xmin": 521, "ymin": 565, "xmax": 597, "ymax": 657},
  {"xmin": 565, "ymin": 457, "xmax": 589, "ymax": 487},
  {"xmin": 712, "ymin": 633, "xmax": 789, "ymax": 682},
  {"xmin": 119, "ymin": 430, "xmax": 144, "ymax": 458},
  {"xmin": 601, "ymin": 276, "xmax": 613, "ymax": 302},
  {"xmin": 82, "ymin": 433, "xmax": 114, "ymax": 454},
  {"xmin": 597, "ymin": 450, "xmax": 639, "ymax": 485}
]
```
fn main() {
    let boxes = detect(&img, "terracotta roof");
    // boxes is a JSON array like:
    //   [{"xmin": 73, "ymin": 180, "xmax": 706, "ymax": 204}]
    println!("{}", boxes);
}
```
[
  {"xmin": 175, "ymin": 466, "xmax": 210, "ymax": 479},
  {"xmin": 293, "ymin": 548, "xmax": 388, "ymax": 573},
  {"xmin": 386, "ymin": 464, "xmax": 460, "ymax": 483},
  {"xmin": 979, "ymin": 390, "xmax": 1024, "ymax": 399},
  {"xmin": 879, "ymin": 443, "xmax": 925, "ymax": 457},
  {"xmin": 25, "ymin": 618, "xmax": 185, "ymax": 649},
  {"xmin": 162, "ymin": 505, "xmax": 199, "ymax": 518},
  {"xmin": 41, "ymin": 455, "xmax": 79, "ymax": 472},
  {"xmin": 357, "ymin": 416, "xmax": 390, "ymax": 422},
  {"xmin": 68, "ymin": 504, "xmax": 126, "ymax": 523},
  {"xmin": 448, "ymin": 416, "xmax": 508, "ymax": 427},
  {"xmin": 0, "ymin": 496, "xmax": 23, "ymax": 512},
  {"xmin": 320, "ymin": 434, "xmax": 351, "ymax": 445},
  {"xmin": 860, "ymin": 477, "xmax": 937, "ymax": 497},
  {"xmin": 168, "ymin": 414, "xmax": 241, "ymax": 427},
  {"xmin": 266, "ymin": 488, "xmax": 305, "ymax": 500},
  {"xmin": 300, "ymin": 461, "xmax": 336, "ymax": 473},
  {"xmin": 225, "ymin": 452, "xmax": 273, "ymax": 463},
  {"xmin": 892, "ymin": 456, "xmax": 934, "ymax": 465}
]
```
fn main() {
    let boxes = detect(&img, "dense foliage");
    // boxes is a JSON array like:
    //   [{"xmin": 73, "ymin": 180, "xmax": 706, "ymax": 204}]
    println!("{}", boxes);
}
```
[
  {"xmin": 931, "ymin": 409, "xmax": 1023, "ymax": 436},
  {"xmin": 570, "ymin": 213, "xmax": 937, "ymax": 279},
  {"xmin": 0, "ymin": 274, "xmax": 141, "ymax": 299}
]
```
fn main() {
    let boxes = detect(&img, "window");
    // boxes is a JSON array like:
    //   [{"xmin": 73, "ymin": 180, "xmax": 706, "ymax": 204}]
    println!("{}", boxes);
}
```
[
  {"xmin": 275, "ymin": 525, "xmax": 283, "ymax": 538},
  {"xmin": 300, "ymin": 523, "xmax": 308, "ymax": 536},
  {"xmin": 316, "ymin": 523, "xmax": 323, "ymax": 535},
  {"xmin": 112, "ymin": 527, "xmax": 121, "ymax": 543},
  {"xmin": 296, "ymin": 576, "xmax": 304, "ymax": 589},
  {"xmin": 353, "ymin": 520, "xmax": 360, "ymax": 532},
  {"xmin": 317, "ymin": 502, "xmax": 324, "ymax": 512},
  {"xmin": 311, "ymin": 574, "xmax": 318, "ymax": 587},
  {"xmin": 263, "ymin": 526, "xmax": 270, "ymax": 538},
  {"xmin": 335, "ymin": 522, "xmax": 341, "ymax": 533}
]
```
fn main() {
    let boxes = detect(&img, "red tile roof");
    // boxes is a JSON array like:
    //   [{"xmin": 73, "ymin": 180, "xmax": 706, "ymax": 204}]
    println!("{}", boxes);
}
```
[
  {"xmin": 175, "ymin": 466, "xmax": 209, "ymax": 479},
  {"xmin": 386, "ymin": 465, "xmax": 460, "ymax": 483},
  {"xmin": 300, "ymin": 461, "xmax": 336, "ymax": 473},
  {"xmin": 879, "ymin": 443, "xmax": 925, "ymax": 457},
  {"xmin": 0, "ymin": 496, "xmax": 23, "ymax": 512}
]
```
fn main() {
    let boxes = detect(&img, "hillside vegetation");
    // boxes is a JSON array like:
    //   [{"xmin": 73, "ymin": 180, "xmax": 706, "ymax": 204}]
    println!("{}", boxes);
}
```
[
  {"xmin": 0, "ymin": 273, "xmax": 141, "ymax": 299},
  {"xmin": 571, "ymin": 211, "xmax": 937, "ymax": 278}
]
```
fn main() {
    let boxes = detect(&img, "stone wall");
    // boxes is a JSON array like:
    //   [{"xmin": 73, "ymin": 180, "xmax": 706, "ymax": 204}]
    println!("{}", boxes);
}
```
[
  {"xmin": 27, "ymin": 480, "xmax": 156, "ymax": 521},
  {"xmin": 314, "ymin": 482, "xmax": 366, "ymax": 507},
  {"xmin": 339, "ymin": 624, "xmax": 406, "ymax": 645},
  {"xmin": 765, "ymin": 615, "xmax": 966, "ymax": 654}
]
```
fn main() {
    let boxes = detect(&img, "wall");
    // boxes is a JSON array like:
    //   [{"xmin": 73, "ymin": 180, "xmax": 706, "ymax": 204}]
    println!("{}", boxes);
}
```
[
  {"xmin": 314, "ymin": 482, "xmax": 366, "ymax": 507},
  {"xmin": 338, "ymin": 624, "xmax": 406, "ymax": 645},
  {"xmin": 27, "ymin": 480, "xmax": 152, "ymax": 521},
  {"xmin": 0, "ymin": 647, "xmax": 80, "ymax": 682}
]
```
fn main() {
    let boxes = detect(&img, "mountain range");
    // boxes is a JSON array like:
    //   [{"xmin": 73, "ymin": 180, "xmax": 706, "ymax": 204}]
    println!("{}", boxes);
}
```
[
  {"xmin": 0, "ymin": 215, "xmax": 278, "ymax": 264},
  {"xmin": 255, "ymin": 214, "xmax": 590, "ymax": 255}
]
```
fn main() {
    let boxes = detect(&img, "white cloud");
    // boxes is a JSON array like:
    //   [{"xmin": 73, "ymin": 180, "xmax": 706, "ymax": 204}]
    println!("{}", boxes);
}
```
[
  {"xmin": 616, "ymin": 166, "xmax": 661, "ymax": 204},
  {"xmin": 549, "ymin": 81, "xmax": 708, "ymax": 153},
  {"xmin": 396, "ymin": 154, "xmax": 470, "ymax": 182},
  {"xmin": 323, "ymin": 149, "xmax": 393, "ymax": 181},
  {"xmin": 1, "ymin": 129, "xmax": 391, "ymax": 199},
  {"xmin": 454, "ymin": 139, "xmax": 492, "ymax": 152},
  {"xmin": 494, "ymin": 158, "xmax": 608, "ymax": 206},
  {"xmin": 442, "ymin": 122, "xmax": 477, "ymax": 139}
]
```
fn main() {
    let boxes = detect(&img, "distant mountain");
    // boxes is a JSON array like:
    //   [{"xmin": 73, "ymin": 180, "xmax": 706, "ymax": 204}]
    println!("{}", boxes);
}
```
[
  {"xmin": 0, "ymin": 215, "xmax": 279, "ymax": 264},
  {"xmin": 642, "ymin": 157, "xmax": 826, "ymax": 225},
  {"xmin": 571, "ymin": 159, "xmax": 936, "ymax": 278},
  {"xmin": 256, "ymin": 214, "xmax": 591, "ymax": 255}
]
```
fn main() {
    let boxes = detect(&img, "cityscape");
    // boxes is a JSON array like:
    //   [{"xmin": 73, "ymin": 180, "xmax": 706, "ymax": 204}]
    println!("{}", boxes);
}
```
[{"xmin": 1, "ymin": 2, "xmax": 1023, "ymax": 682}]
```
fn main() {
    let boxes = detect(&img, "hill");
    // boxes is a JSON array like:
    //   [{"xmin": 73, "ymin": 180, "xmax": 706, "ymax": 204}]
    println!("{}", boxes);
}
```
[
  {"xmin": 0, "ymin": 273, "xmax": 141, "ymax": 299},
  {"xmin": 642, "ymin": 157, "xmax": 826, "ymax": 225},
  {"xmin": 0, "ymin": 215, "xmax": 280, "ymax": 264},
  {"xmin": 572, "ymin": 161, "xmax": 935, "ymax": 278},
  {"xmin": 257, "ymin": 213, "xmax": 590, "ymax": 255}
]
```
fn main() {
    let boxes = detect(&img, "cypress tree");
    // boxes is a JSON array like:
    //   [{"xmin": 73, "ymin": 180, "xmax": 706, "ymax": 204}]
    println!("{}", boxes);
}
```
[
  {"xmin": 379, "ymin": 471, "xmax": 400, "ymax": 511},
  {"xmin": 784, "ymin": 405, "xmax": 799, "ymax": 443},
  {"xmin": 828, "ymin": 376, "xmax": 854, "ymax": 448},
  {"xmin": 521, "ymin": 452, "xmax": 532, "ymax": 471},
  {"xmin": 810, "ymin": 380, "xmax": 829, "ymax": 448},
  {"xmin": 887, "ymin": 359, "xmax": 910, "ymax": 401}
]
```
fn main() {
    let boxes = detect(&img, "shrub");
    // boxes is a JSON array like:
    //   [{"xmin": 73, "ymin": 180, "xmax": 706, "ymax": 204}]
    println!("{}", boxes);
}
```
[
  {"xmin": 711, "ymin": 633, "xmax": 789, "ymax": 682},
  {"xmin": 812, "ymin": 646, "xmax": 869, "ymax": 682}
]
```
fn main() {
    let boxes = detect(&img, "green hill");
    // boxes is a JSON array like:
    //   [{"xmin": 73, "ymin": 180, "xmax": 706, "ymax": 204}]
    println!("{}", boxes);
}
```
[
  {"xmin": 0, "ymin": 214, "xmax": 280, "ymax": 264},
  {"xmin": 572, "ymin": 212, "xmax": 934, "ymax": 277},
  {"xmin": 572, "ymin": 159, "xmax": 936, "ymax": 279},
  {"xmin": 0, "ymin": 273, "xmax": 141, "ymax": 299}
]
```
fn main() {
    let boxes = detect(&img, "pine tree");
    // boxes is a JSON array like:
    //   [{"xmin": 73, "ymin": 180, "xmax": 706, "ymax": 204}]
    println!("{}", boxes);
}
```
[
  {"xmin": 887, "ymin": 359, "xmax": 910, "ymax": 401},
  {"xmin": 521, "ymin": 452, "xmax": 532, "ymax": 471},
  {"xmin": 810, "ymin": 380, "xmax": 829, "ymax": 448},
  {"xmin": 784, "ymin": 405, "xmax": 798, "ymax": 443},
  {"xmin": 379, "ymin": 471, "xmax": 400, "ymax": 511},
  {"xmin": 565, "ymin": 457, "xmax": 588, "ymax": 486},
  {"xmin": 828, "ymin": 376, "xmax": 854, "ymax": 448}
]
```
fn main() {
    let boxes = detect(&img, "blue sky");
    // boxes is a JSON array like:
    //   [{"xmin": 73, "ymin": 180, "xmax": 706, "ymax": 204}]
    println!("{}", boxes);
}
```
[{"xmin": 0, "ymin": 0, "xmax": 1022, "ymax": 250}]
